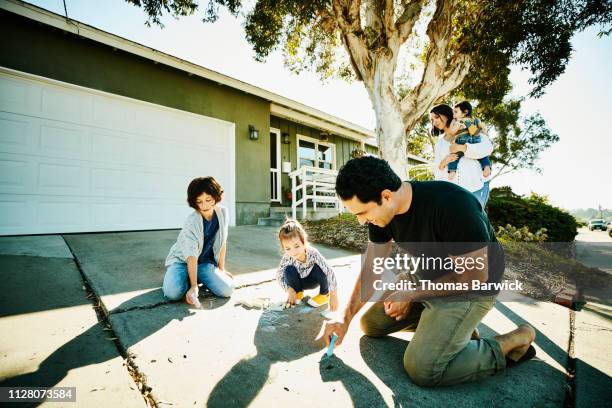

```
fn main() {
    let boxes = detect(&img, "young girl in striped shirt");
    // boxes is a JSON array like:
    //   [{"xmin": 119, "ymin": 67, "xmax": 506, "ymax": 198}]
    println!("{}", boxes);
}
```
[{"xmin": 276, "ymin": 219, "xmax": 338, "ymax": 311}]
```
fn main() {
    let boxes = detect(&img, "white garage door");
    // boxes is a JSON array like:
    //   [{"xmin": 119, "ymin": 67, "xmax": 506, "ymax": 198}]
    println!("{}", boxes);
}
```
[{"xmin": 0, "ymin": 68, "xmax": 235, "ymax": 235}]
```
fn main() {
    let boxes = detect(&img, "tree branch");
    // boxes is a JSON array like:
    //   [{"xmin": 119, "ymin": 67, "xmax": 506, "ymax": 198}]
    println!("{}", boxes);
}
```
[
  {"xmin": 491, "ymin": 167, "xmax": 515, "ymax": 181},
  {"xmin": 399, "ymin": 0, "xmax": 470, "ymax": 128},
  {"xmin": 348, "ymin": 0, "xmax": 362, "ymax": 31},
  {"xmin": 437, "ymin": 54, "xmax": 471, "ymax": 97},
  {"xmin": 364, "ymin": 1, "xmax": 385, "ymax": 45},
  {"xmin": 332, "ymin": 0, "xmax": 355, "ymax": 33},
  {"xmin": 332, "ymin": 0, "xmax": 372, "ymax": 82},
  {"xmin": 383, "ymin": 0, "xmax": 395, "ymax": 40},
  {"xmin": 399, "ymin": 0, "xmax": 450, "ymax": 114},
  {"xmin": 395, "ymin": 0, "xmax": 426, "ymax": 44},
  {"xmin": 491, "ymin": 140, "xmax": 525, "ymax": 180}
]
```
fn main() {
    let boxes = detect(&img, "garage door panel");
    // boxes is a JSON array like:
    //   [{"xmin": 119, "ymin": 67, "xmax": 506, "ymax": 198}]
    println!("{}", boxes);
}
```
[
  {"xmin": 92, "ymin": 202, "xmax": 125, "ymax": 226},
  {"xmin": 38, "ymin": 162, "xmax": 85, "ymax": 194},
  {"xmin": 0, "ymin": 199, "xmax": 32, "ymax": 228},
  {"xmin": 133, "ymin": 138, "xmax": 165, "ymax": 166},
  {"xmin": 0, "ymin": 194, "xmax": 197, "ymax": 234},
  {"xmin": 0, "ymin": 70, "xmax": 236, "ymax": 235},
  {"xmin": 132, "ymin": 171, "xmax": 161, "ymax": 196},
  {"xmin": 0, "ymin": 114, "xmax": 31, "ymax": 149},
  {"xmin": 3, "ymin": 153, "xmax": 197, "ymax": 199},
  {"xmin": 129, "ymin": 106, "xmax": 159, "ymax": 135},
  {"xmin": 39, "ymin": 122, "xmax": 87, "ymax": 156},
  {"xmin": 91, "ymin": 130, "xmax": 133, "ymax": 164},
  {"xmin": 41, "ymin": 87, "xmax": 86, "ymax": 122},
  {"xmin": 91, "ymin": 168, "xmax": 127, "ymax": 193},
  {"xmin": 0, "ymin": 76, "xmax": 30, "ymax": 113},
  {"xmin": 92, "ymin": 98, "xmax": 129, "ymax": 131},
  {"xmin": 38, "ymin": 201, "xmax": 86, "ymax": 227},
  {"xmin": 0, "ymin": 159, "xmax": 28, "ymax": 191}
]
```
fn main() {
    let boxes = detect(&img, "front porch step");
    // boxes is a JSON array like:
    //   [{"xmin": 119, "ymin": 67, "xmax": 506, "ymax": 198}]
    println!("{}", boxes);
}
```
[
  {"xmin": 256, "ymin": 217, "xmax": 285, "ymax": 227},
  {"xmin": 257, "ymin": 207, "xmax": 289, "ymax": 227}
]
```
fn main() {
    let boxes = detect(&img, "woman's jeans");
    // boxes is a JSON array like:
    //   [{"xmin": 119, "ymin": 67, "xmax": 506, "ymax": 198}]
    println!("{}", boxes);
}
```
[
  {"xmin": 163, "ymin": 262, "xmax": 234, "ymax": 300},
  {"xmin": 284, "ymin": 265, "xmax": 329, "ymax": 295},
  {"xmin": 360, "ymin": 296, "xmax": 505, "ymax": 387},
  {"xmin": 472, "ymin": 181, "xmax": 490, "ymax": 209}
]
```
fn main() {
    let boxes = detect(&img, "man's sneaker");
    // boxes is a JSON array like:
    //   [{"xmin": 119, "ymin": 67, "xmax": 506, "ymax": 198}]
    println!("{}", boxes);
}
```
[
  {"xmin": 296, "ymin": 291, "xmax": 304, "ymax": 301},
  {"xmin": 307, "ymin": 294, "xmax": 329, "ymax": 308}
]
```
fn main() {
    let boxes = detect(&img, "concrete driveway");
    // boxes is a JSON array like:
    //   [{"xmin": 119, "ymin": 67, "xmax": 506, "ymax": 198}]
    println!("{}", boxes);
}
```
[{"xmin": 1, "ymin": 227, "xmax": 611, "ymax": 407}]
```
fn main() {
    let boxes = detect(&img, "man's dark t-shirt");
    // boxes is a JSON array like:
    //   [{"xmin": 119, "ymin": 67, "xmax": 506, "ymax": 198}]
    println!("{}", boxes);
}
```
[{"xmin": 368, "ymin": 181, "xmax": 504, "ymax": 295}]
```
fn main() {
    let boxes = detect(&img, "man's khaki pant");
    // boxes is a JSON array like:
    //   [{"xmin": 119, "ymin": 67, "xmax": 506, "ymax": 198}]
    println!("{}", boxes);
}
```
[{"xmin": 360, "ymin": 297, "xmax": 506, "ymax": 387}]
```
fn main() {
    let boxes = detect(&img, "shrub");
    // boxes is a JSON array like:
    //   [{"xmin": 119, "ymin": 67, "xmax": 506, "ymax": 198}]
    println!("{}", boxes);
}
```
[
  {"xmin": 496, "ymin": 224, "xmax": 548, "ymax": 242},
  {"xmin": 487, "ymin": 186, "xmax": 578, "ymax": 242}
]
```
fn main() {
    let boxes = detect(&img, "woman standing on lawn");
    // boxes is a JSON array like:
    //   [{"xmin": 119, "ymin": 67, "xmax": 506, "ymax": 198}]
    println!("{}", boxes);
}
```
[
  {"xmin": 430, "ymin": 104, "xmax": 493, "ymax": 208},
  {"xmin": 162, "ymin": 176, "xmax": 234, "ymax": 304}
]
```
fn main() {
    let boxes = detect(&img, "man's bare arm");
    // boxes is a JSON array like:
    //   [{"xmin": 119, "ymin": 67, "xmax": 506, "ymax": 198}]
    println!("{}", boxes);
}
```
[{"xmin": 342, "ymin": 241, "xmax": 393, "ymax": 324}]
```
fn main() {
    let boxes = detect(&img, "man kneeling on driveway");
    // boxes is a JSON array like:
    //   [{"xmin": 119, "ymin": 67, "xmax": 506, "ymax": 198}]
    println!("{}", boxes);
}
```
[{"xmin": 321, "ymin": 156, "xmax": 536, "ymax": 387}]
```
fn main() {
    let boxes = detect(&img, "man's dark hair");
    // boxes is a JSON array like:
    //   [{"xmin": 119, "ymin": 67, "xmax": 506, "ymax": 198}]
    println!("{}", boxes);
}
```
[
  {"xmin": 335, "ymin": 156, "xmax": 401, "ymax": 205},
  {"xmin": 187, "ymin": 176, "xmax": 224, "ymax": 209},
  {"xmin": 454, "ymin": 101, "xmax": 473, "ymax": 117}
]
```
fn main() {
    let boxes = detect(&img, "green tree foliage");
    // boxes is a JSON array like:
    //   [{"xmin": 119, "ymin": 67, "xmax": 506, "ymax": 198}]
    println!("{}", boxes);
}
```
[
  {"xmin": 458, "ymin": 0, "xmax": 612, "ymax": 101},
  {"xmin": 126, "ymin": 0, "xmax": 610, "ymax": 173},
  {"xmin": 479, "ymin": 100, "xmax": 560, "ymax": 179},
  {"xmin": 487, "ymin": 186, "xmax": 579, "ymax": 242},
  {"xmin": 406, "ymin": 114, "xmax": 435, "ymax": 160},
  {"xmin": 127, "ymin": 0, "xmax": 610, "ymax": 99}
]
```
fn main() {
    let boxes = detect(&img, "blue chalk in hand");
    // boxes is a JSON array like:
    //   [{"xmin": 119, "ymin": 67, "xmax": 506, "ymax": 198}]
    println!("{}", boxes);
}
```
[{"xmin": 326, "ymin": 333, "xmax": 338, "ymax": 358}]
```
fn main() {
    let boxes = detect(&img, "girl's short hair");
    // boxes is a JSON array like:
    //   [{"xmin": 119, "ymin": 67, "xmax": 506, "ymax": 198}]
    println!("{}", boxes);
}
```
[
  {"xmin": 187, "ymin": 176, "xmax": 224, "ymax": 210},
  {"xmin": 278, "ymin": 219, "xmax": 308, "ymax": 247},
  {"xmin": 454, "ymin": 101, "xmax": 473, "ymax": 117},
  {"xmin": 430, "ymin": 104, "xmax": 454, "ymax": 136}
]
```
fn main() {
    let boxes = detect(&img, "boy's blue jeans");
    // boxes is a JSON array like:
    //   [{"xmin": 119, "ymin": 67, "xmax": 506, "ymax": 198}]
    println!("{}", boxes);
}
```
[
  {"xmin": 284, "ymin": 264, "xmax": 329, "ymax": 295},
  {"xmin": 163, "ymin": 261, "xmax": 234, "ymax": 300},
  {"xmin": 448, "ymin": 134, "xmax": 491, "ymax": 172}
]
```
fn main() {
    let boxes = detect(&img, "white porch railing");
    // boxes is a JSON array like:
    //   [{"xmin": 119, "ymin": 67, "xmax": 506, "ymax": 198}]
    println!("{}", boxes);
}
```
[{"xmin": 290, "ymin": 166, "xmax": 342, "ymax": 220}]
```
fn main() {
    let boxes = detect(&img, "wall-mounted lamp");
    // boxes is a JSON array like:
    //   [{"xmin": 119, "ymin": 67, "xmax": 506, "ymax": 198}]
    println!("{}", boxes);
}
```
[
  {"xmin": 282, "ymin": 132, "xmax": 290, "ymax": 144},
  {"xmin": 248, "ymin": 125, "xmax": 259, "ymax": 141}
]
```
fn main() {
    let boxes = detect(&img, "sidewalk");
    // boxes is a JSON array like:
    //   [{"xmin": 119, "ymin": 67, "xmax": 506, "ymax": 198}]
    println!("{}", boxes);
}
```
[{"xmin": 1, "ymin": 228, "xmax": 610, "ymax": 407}]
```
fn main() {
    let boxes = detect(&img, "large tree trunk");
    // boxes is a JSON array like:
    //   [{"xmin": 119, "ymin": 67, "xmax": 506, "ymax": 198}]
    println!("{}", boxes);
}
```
[
  {"xmin": 332, "ymin": 0, "xmax": 470, "ymax": 176},
  {"xmin": 369, "ymin": 72, "xmax": 407, "ymax": 177}
]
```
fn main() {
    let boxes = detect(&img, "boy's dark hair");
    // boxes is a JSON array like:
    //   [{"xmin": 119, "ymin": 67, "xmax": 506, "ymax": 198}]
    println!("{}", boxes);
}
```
[
  {"xmin": 454, "ymin": 101, "xmax": 473, "ymax": 117},
  {"xmin": 430, "ymin": 104, "xmax": 454, "ymax": 136},
  {"xmin": 335, "ymin": 156, "xmax": 401, "ymax": 205},
  {"xmin": 187, "ymin": 176, "xmax": 223, "ymax": 209}
]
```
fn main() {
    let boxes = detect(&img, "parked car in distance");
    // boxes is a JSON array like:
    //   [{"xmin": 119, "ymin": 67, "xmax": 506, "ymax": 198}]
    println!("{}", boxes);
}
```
[{"xmin": 589, "ymin": 219, "xmax": 607, "ymax": 231}]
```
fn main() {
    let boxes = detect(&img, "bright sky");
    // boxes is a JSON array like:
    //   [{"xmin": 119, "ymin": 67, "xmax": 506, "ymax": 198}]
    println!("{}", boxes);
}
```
[{"xmin": 26, "ymin": 0, "xmax": 612, "ymax": 210}]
